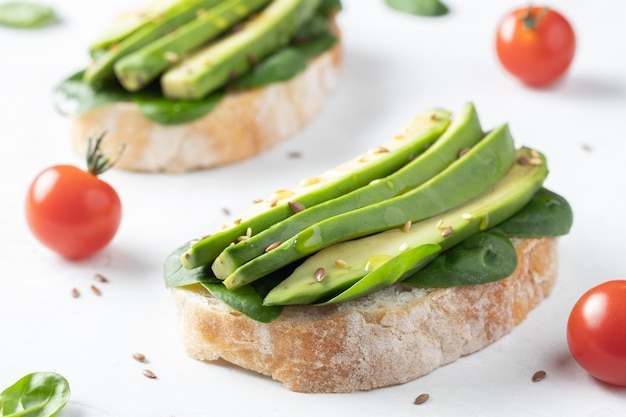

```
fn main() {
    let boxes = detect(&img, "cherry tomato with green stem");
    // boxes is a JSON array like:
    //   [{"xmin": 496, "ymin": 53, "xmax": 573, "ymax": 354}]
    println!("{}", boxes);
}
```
[
  {"xmin": 495, "ymin": 6, "xmax": 576, "ymax": 87},
  {"xmin": 567, "ymin": 280, "xmax": 626, "ymax": 387},
  {"xmin": 25, "ymin": 134, "xmax": 123, "ymax": 260}
]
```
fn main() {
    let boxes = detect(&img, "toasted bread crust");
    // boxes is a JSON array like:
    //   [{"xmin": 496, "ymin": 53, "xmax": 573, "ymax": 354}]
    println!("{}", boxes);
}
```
[
  {"xmin": 171, "ymin": 236, "xmax": 558, "ymax": 393},
  {"xmin": 71, "ymin": 40, "xmax": 342, "ymax": 173}
]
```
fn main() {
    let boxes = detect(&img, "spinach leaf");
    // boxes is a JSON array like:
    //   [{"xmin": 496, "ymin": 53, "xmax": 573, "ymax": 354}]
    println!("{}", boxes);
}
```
[
  {"xmin": 52, "ymin": 71, "xmax": 130, "ymax": 117},
  {"xmin": 133, "ymin": 90, "xmax": 224, "ymax": 126},
  {"xmin": 319, "ymin": 0, "xmax": 342, "ymax": 15},
  {"xmin": 0, "ymin": 372, "xmax": 70, "ymax": 417},
  {"xmin": 403, "ymin": 229, "xmax": 517, "ymax": 287},
  {"xmin": 233, "ymin": 48, "xmax": 308, "ymax": 89},
  {"xmin": 0, "ymin": 2, "xmax": 55, "ymax": 28},
  {"xmin": 385, "ymin": 0, "xmax": 449, "ymax": 17},
  {"xmin": 497, "ymin": 188, "xmax": 573, "ymax": 237},
  {"xmin": 163, "ymin": 243, "xmax": 214, "ymax": 288}
]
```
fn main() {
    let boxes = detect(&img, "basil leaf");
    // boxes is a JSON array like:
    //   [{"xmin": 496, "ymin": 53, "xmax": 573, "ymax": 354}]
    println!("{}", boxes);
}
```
[
  {"xmin": 0, "ymin": 2, "xmax": 55, "ymax": 28},
  {"xmin": 233, "ymin": 48, "xmax": 308, "ymax": 89},
  {"xmin": 52, "ymin": 71, "xmax": 130, "ymax": 117},
  {"xmin": 202, "ymin": 281, "xmax": 283, "ymax": 323},
  {"xmin": 133, "ymin": 90, "xmax": 224, "ymax": 126},
  {"xmin": 498, "ymin": 188, "xmax": 573, "ymax": 237},
  {"xmin": 404, "ymin": 229, "xmax": 517, "ymax": 287},
  {"xmin": 0, "ymin": 372, "xmax": 70, "ymax": 417},
  {"xmin": 385, "ymin": 0, "xmax": 449, "ymax": 17}
]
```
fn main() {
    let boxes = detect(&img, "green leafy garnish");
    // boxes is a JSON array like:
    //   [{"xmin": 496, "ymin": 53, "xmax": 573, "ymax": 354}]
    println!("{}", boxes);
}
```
[
  {"xmin": 0, "ymin": 372, "xmax": 70, "ymax": 417},
  {"xmin": 497, "ymin": 188, "xmax": 573, "ymax": 237},
  {"xmin": 52, "ymin": 71, "xmax": 130, "ymax": 117},
  {"xmin": 404, "ymin": 229, "xmax": 517, "ymax": 287},
  {"xmin": 233, "ymin": 48, "xmax": 308, "ymax": 89},
  {"xmin": 0, "ymin": 1, "xmax": 55, "ymax": 28},
  {"xmin": 384, "ymin": 0, "xmax": 449, "ymax": 17},
  {"xmin": 133, "ymin": 90, "xmax": 224, "ymax": 125}
]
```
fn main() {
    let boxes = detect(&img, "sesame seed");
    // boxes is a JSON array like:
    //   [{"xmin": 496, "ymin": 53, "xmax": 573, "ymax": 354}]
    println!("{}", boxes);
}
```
[
  {"xmin": 436, "ymin": 219, "xmax": 445, "ymax": 229},
  {"xmin": 462, "ymin": 213, "xmax": 473, "ymax": 220},
  {"xmin": 246, "ymin": 227, "xmax": 252, "ymax": 238},
  {"xmin": 95, "ymin": 273, "xmax": 108, "ymax": 283},
  {"xmin": 402, "ymin": 220, "xmax": 412, "ymax": 232},
  {"xmin": 441, "ymin": 226, "xmax": 453, "ymax": 237},
  {"xmin": 236, "ymin": 235, "xmax": 249, "ymax": 242},
  {"xmin": 413, "ymin": 393, "xmax": 430, "ymax": 405},
  {"xmin": 288, "ymin": 201, "xmax": 306, "ymax": 213},
  {"xmin": 132, "ymin": 352, "xmax": 146, "ymax": 363},
  {"xmin": 532, "ymin": 370, "xmax": 547, "ymax": 382},
  {"xmin": 265, "ymin": 242, "xmax": 281, "ymax": 252},
  {"xmin": 91, "ymin": 285, "xmax": 102, "ymax": 296},
  {"xmin": 234, "ymin": 218, "xmax": 242, "ymax": 225},
  {"xmin": 399, "ymin": 242, "xmax": 408, "ymax": 252},
  {"xmin": 253, "ymin": 198, "xmax": 264, "ymax": 203},
  {"xmin": 334, "ymin": 259, "xmax": 347, "ymax": 268},
  {"xmin": 530, "ymin": 149, "xmax": 539, "ymax": 158},
  {"xmin": 71, "ymin": 288, "xmax": 80, "ymax": 298},
  {"xmin": 529, "ymin": 157, "xmax": 542, "ymax": 166},
  {"xmin": 314, "ymin": 268, "xmax": 326, "ymax": 282},
  {"xmin": 142, "ymin": 369, "xmax": 157, "ymax": 379},
  {"xmin": 270, "ymin": 200, "xmax": 278, "ymax": 207},
  {"xmin": 163, "ymin": 51, "xmax": 179, "ymax": 63},
  {"xmin": 368, "ymin": 146, "xmax": 389, "ymax": 155}
]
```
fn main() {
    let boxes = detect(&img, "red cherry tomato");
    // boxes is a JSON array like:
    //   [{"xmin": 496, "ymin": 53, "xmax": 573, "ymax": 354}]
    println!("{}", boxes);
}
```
[
  {"xmin": 25, "ymin": 136, "xmax": 122, "ymax": 259},
  {"xmin": 495, "ymin": 6, "xmax": 576, "ymax": 87},
  {"xmin": 567, "ymin": 280, "xmax": 626, "ymax": 386}
]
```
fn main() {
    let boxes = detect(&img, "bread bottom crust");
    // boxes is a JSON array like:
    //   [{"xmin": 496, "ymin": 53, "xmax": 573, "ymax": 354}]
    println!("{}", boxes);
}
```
[
  {"xmin": 172, "ymin": 237, "xmax": 558, "ymax": 393},
  {"xmin": 71, "ymin": 42, "xmax": 342, "ymax": 173}
]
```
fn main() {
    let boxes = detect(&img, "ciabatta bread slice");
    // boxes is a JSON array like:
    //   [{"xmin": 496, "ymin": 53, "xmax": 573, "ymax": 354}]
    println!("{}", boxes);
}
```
[
  {"xmin": 171, "ymin": 236, "xmax": 558, "ymax": 393},
  {"xmin": 71, "ymin": 38, "xmax": 342, "ymax": 173}
]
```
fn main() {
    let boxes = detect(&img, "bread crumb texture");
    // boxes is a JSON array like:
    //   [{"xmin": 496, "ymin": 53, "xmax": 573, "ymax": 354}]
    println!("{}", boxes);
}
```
[{"xmin": 172, "ymin": 237, "xmax": 558, "ymax": 393}]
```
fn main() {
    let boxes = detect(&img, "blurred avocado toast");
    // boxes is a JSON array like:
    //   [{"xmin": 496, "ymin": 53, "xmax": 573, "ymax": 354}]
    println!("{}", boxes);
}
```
[
  {"xmin": 53, "ymin": 0, "xmax": 343, "ymax": 172},
  {"xmin": 164, "ymin": 103, "xmax": 573, "ymax": 393}
]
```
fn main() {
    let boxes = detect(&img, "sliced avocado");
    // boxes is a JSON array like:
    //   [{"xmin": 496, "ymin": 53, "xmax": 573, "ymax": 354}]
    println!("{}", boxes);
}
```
[
  {"xmin": 222, "ymin": 123, "xmax": 517, "ymax": 289},
  {"xmin": 161, "ymin": 0, "xmax": 322, "ymax": 99},
  {"xmin": 88, "ymin": 0, "xmax": 181, "ymax": 58},
  {"xmin": 115, "ymin": 0, "xmax": 272, "ymax": 91},
  {"xmin": 181, "ymin": 108, "xmax": 452, "ymax": 269},
  {"xmin": 264, "ymin": 147, "xmax": 548, "ymax": 306},
  {"xmin": 84, "ymin": 0, "xmax": 224, "ymax": 87},
  {"xmin": 212, "ymin": 102, "xmax": 483, "ymax": 279}
]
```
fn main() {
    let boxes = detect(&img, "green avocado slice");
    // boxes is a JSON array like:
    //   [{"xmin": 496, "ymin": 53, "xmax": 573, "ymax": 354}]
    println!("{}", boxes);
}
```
[
  {"xmin": 114, "ymin": 0, "xmax": 273, "ymax": 91},
  {"xmin": 161, "ymin": 0, "xmax": 322, "ymax": 99},
  {"xmin": 212, "ymin": 102, "xmax": 483, "ymax": 279},
  {"xmin": 181, "ymin": 108, "xmax": 452, "ymax": 270},
  {"xmin": 264, "ymin": 147, "xmax": 547, "ymax": 306},
  {"xmin": 223, "ymin": 123, "xmax": 517, "ymax": 289},
  {"xmin": 84, "ymin": 0, "xmax": 224, "ymax": 86}
]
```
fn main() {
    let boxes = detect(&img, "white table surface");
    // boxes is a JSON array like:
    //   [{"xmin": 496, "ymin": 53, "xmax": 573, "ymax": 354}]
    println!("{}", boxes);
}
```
[{"xmin": 2, "ymin": 0, "xmax": 626, "ymax": 415}]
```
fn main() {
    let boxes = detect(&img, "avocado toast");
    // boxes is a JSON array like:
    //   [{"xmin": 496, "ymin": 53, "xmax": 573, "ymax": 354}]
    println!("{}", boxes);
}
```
[
  {"xmin": 53, "ymin": 0, "xmax": 343, "ymax": 172},
  {"xmin": 164, "ymin": 103, "xmax": 573, "ymax": 392}
]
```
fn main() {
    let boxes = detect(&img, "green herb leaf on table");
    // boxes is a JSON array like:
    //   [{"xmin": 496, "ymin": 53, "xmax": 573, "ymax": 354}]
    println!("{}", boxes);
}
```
[
  {"xmin": 385, "ymin": 0, "xmax": 449, "ymax": 17},
  {"xmin": 0, "ymin": 372, "xmax": 70, "ymax": 417},
  {"xmin": 0, "ymin": 2, "xmax": 55, "ymax": 28},
  {"xmin": 403, "ymin": 229, "xmax": 518, "ymax": 287}
]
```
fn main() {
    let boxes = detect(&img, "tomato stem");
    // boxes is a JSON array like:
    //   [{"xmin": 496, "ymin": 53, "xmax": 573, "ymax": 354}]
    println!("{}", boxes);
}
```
[
  {"xmin": 522, "ymin": 5, "xmax": 549, "ymax": 30},
  {"xmin": 86, "ymin": 133, "xmax": 125, "ymax": 176}
]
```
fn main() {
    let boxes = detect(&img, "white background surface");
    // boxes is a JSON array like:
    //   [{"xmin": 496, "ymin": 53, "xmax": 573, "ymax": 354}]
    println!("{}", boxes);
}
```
[{"xmin": 2, "ymin": 0, "xmax": 626, "ymax": 415}]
